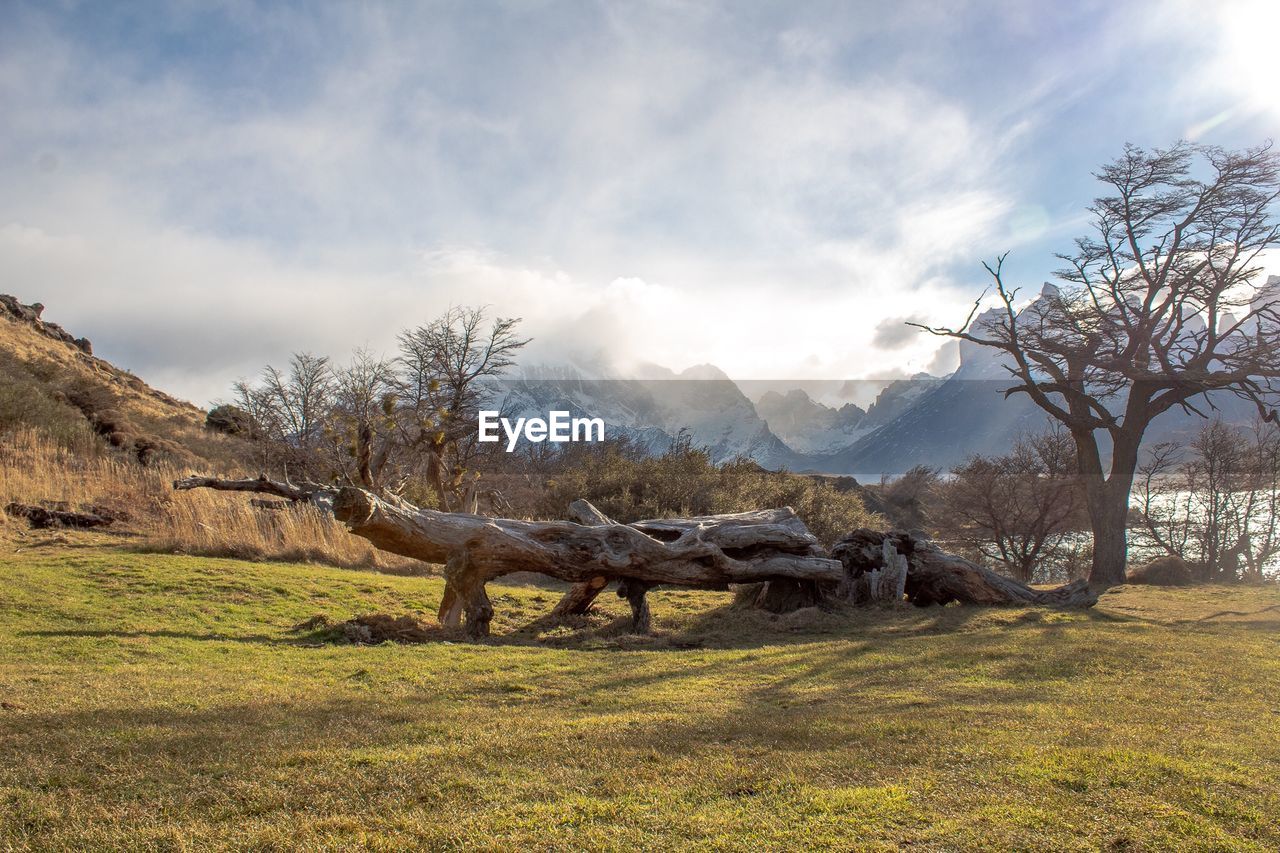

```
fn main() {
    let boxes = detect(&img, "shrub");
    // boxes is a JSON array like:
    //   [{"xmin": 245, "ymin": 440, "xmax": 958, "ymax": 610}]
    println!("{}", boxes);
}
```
[
  {"xmin": 206, "ymin": 404, "xmax": 255, "ymax": 436},
  {"xmin": 0, "ymin": 351, "xmax": 96, "ymax": 450},
  {"xmin": 538, "ymin": 439, "xmax": 882, "ymax": 548},
  {"xmin": 1127, "ymin": 554, "xmax": 1194, "ymax": 586}
]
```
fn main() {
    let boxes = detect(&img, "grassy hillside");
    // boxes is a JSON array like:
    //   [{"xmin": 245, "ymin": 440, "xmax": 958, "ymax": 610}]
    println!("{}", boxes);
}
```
[
  {"xmin": 0, "ymin": 299, "xmax": 420, "ymax": 569},
  {"xmin": 0, "ymin": 300, "xmax": 247, "ymax": 470},
  {"xmin": 2, "ymin": 544, "xmax": 1278, "ymax": 850}
]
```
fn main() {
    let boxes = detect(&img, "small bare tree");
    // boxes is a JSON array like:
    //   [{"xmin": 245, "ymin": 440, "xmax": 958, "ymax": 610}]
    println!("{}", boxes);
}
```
[
  {"xmin": 232, "ymin": 352, "xmax": 333, "ymax": 478},
  {"xmin": 396, "ymin": 307, "xmax": 529, "ymax": 511},
  {"xmin": 918, "ymin": 142, "xmax": 1280, "ymax": 585},
  {"xmin": 228, "ymin": 309, "xmax": 527, "ymax": 509},
  {"xmin": 935, "ymin": 428, "xmax": 1085, "ymax": 582},
  {"xmin": 327, "ymin": 349, "xmax": 399, "ymax": 492},
  {"xmin": 1134, "ymin": 419, "xmax": 1280, "ymax": 581},
  {"xmin": 1239, "ymin": 420, "xmax": 1280, "ymax": 580}
]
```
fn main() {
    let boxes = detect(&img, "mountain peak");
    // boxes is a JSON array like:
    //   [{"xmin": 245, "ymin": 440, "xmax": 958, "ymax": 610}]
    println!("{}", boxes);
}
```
[{"xmin": 678, "ymin": 363, "xmax": 730, "ymax": 381}]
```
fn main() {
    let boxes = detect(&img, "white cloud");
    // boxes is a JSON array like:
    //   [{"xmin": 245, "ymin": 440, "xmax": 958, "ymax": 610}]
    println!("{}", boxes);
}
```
[{"xmin": 18, "ymin": 1, "xmax": 1262, "ymax": 405}]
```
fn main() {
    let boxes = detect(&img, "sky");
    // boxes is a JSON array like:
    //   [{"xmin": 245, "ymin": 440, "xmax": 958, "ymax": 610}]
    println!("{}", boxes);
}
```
[{"xmin": 1, "ymin": 0, "xmax": 1278, "ymax": 407}]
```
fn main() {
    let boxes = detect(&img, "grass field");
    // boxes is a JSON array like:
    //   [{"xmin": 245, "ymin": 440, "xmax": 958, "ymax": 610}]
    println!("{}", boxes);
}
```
[{"xmin": 2, "ymin": 542, "xmax": 1279, "ymax": 851}]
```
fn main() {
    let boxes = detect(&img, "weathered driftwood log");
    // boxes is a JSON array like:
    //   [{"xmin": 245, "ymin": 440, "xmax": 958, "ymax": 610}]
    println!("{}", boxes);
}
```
[
  {"xmin": 172, "ymin": 475, "xmax": 1096, "ymax": 640},
  {"xmin": 173, "ymin": 474, "xmax": 337, "ymax": 511},
  {"xmin": 549, "ymin": 499, "xmax": 836, "ymax": 619},
  {"xmin": 551, "ymin": 500, "xmax": 618, "ymax": 617},
  {"xmin": 330, "ymin": 488, "xmax": 843, "ymax": 637},
  {"xmin": 831, "ymin": 530, "xmax": 1097, "ymax": 608},
  {"xmin": 842, "ymin": 537, "xmax": 910, "ymax": 605},
  {"xmin": 737, "ymin": 578, "xmax": 826, "ymax": 613},
  {"xmin": 616, "ymin": 578, "xmax": 654, "ymax": 634},
  {"xmin": 552, "ymin": 574, "xmax": 609, "ymax": 617}
]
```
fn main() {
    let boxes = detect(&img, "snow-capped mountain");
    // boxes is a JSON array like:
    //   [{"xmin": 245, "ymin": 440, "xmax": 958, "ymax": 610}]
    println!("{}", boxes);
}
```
[
  {"xmin": 755, "ymin": 389, "xmax": 868, "ymax": 454},
  {"xmin": 804, "ymin": 278, "xmax": 1280, "ymax": 477},
  {"xmin": 491, "ymin": 274, "xmax": 1280, "ymax": 477},
  {"xmin": 495, "ymin": 361, "xmax": 803, "ymax": 467}
]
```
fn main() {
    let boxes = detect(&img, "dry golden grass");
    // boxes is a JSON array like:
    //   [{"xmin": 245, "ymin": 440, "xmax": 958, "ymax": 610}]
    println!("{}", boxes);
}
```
[
  {"xmin": 0, "ymin": 313, "xmax": 204, "ymax": 425},
  {"xmin": 0, "ymin": 429, "xmax": 418, "ymax": 572}
]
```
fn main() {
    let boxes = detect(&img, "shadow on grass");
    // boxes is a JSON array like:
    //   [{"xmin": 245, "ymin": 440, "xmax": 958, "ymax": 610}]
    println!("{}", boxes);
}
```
[
  {"xmin": 20, "ymin": 628, "xmax": 299, "ymax": 645},
  {"xmin": 15, "ymin": 602, "xmax": 991, "ymax": 653},
  {"xmin": 20, "ymin": 585, "xmax": 1228, "ymax": 659}
]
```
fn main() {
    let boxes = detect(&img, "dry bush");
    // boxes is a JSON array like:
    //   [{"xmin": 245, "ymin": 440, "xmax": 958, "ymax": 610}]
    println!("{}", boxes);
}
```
[
  {"xmin": 537, "ymin": 438, "xmax": 883, "ymax": 548},
  {"xmin": 0, "ymin": 428, "xmax": 418, "ymax": 572},
  {"xmin": 1127, "ymin": 554, "xmax": 1195, "ymax": 587}
]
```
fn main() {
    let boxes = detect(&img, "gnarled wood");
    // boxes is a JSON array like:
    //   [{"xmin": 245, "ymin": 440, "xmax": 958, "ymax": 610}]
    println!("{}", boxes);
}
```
[
  {"xmin": 331, "ymin": 488, "xmax": 842, "ymax": 587},
  {"xmin": 330, "ymin": 487, "xmax": 843, "ymax": 633},
  {"xmin": 552, "ymin": 574, "xmax": 609, "ymax": 617},
  {"xmin": 842, "ymin": 537, "xmax": 910, "ymax": 604},
  {"xmin": 832, "ymin": 530, "xmax": 1097, "ymax": 608},
  {"xmin": 552, "ymin": 500, "xmax": 617, "ymax": 617},
  {"xmin": 4, "ymin": 502, "xmax": 113, "ymax": 530},
  {"xmin": 617, "ymin": 578, "xmax": 653, "ymax": 634},
  {"xmin": 173, "ymin": 474, "xmax": 336, "ymax": 510},
  {"xmin": 172, "ymin": 477, "xmax": 1095, "ymax": 640}
]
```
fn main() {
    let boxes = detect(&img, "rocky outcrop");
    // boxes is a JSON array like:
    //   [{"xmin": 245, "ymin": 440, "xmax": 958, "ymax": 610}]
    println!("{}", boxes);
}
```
[{"xmin": 0, "ymin": 294, "xmax": 92, "ymax": 354}]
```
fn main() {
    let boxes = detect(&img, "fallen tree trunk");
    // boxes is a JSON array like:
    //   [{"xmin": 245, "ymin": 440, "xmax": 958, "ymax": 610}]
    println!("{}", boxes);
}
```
[
  {"xmin": 172, "ymin": 476, "xmax": 1096, "ymax": 639},
  {"xmin": 331, "ymin": 487, "xmax": 843, "ymax": 637},
  {"xmin": 551, "ymin": 500, "xmax": 618, "ymax": 617},
  {"xmin": 830, "ymin": 530, "xmax": 1097, "ymax": 608},
  {"xmin": 173, "ymin": 474, "xmax": 336, "ymax": 511}
]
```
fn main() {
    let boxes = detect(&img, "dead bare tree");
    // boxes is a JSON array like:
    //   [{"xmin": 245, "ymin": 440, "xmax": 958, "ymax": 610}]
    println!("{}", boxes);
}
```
[
  {"xmin": 326, "ymin": 349, "xmax": 399, "ymax": 492},
  {"xmin": 935, "ymin": 427, "xmax": 1085, "ymax": 582},
  {"xmin": 916, "ymin": 142, "xmax": 1280, "ymax": 585},
  {"xmin": 395, "ymin": 307, "xmax": 529, "ymax": 511},
  {"xmin": 232, "ymin": 352, "xmax": 333, "ymax": 478},
  {"xmin": 225, "ymin": 308, "xmax": 527, "ymax": 509},
  {"xmin": 1134, "ymin": 418, "xmax": 1280, "ymax": 581}
]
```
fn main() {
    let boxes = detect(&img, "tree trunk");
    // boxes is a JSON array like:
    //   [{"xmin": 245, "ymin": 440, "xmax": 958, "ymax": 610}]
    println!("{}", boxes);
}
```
[
  {"xmin": 617, "ymin": 578, "xmax": 653, "ymax": 633},
  {"xmin": 173, "ymin": 474, "xmax": 335, "ymax": 509},
  {"xmin": 551, "ymin": 499, "xmax": 616, "ymax": 617},
  {"xmin": 551, "ymin": 575, "xmax": 609, "ymax": 617},
  {"xmin": 1085, "ymin": 427, "xmax": 1142, "ymax": 587},
  {"xmin": 330, "ymin": 488, "xmax": 842, "ymax": 586},
  {"xmin": 425, "ymin": 444, "xmax": 451, "ymax": 513},
  {"xmin": 1088, "ymin": 502, "xmax": 1128, "ymax": 586},
  {"xmin": 172, "ymin": 478, "xmax": 1098, "ymax": 639},
  {"xmin": 1085, "ymin": 476, "xmax": 1134, "ymax": 587},
  {"xmin": 4, "ymin": 502, "xmax": 113, "ymax": 530},
  {"xmin": 832, "ymin": 530, "xmax": 1097, "ymax": 608},
  {"xmin": 329, "ymin": 488, "xmax": 844, "ymax": 635}
]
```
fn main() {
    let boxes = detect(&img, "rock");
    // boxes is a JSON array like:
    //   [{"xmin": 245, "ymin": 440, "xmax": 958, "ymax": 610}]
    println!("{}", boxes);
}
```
[{"xmin": 1, "ymin": 294, "xmax": 88, "ymax": 350}]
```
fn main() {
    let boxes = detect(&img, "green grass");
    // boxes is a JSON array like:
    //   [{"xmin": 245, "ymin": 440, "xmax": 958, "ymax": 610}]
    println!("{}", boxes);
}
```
[{"xmin": 2, "ymin": 545, "xmax": 1279, "ymax": 851}]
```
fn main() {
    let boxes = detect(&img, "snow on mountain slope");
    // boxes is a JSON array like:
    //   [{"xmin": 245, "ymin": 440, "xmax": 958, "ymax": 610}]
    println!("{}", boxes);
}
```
[
  {"xmin": 495, "ymin": 274, "xmax": 1280, "ymax": 475},
  {"xmin": 755, "ymin": 389, "xmax": 869, "ymax": 454},
  {"xmin": 809, "ymin": 279, "xmax": 1280, "ymax": 477},
  {"xmin": 496, "ymin": 363, "xmax": 804, "ymax": 466}
]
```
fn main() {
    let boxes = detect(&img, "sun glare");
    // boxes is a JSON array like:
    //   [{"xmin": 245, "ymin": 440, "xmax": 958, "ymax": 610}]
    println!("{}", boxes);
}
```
[{"xmin": 1214, "ymin": 0, "xmax": 1280, "ymax": 115}]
